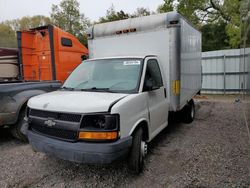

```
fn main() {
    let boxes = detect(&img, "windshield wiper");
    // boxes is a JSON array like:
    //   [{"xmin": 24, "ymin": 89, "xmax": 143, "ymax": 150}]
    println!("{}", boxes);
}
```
[
  {"xmin": 60, "ymin": 86, "xmax": 75, "ymax": 91},
  {"xmin": 81, "ymin": 87, "xmax": 115, "ymax": 93}
]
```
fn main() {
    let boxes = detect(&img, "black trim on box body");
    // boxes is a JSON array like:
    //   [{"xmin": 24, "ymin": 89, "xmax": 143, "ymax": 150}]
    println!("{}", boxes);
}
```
[
  {"xmin": 48, "ymin": 25, "xmax": 56, "ymax": 80},
  {"xmin": 202, "ymin": 72, "xmax": 249, "ymax": 76},
  {"xmin": 27, "ymin": 130, "xmax": 132, "ymax": 164},
  {"xmin": 201, "ymin": 88, "xmax": 250, "ymax": 92},
  {"xmin": 202, "ymin": 54, "xmax": 250, "ymax": 60}
]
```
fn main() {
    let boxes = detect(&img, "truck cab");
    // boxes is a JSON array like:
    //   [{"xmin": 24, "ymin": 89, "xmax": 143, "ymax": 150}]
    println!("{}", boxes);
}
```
[{"xmin": 26, "ymin": 56, "xmax": 169, "ymax": 173}]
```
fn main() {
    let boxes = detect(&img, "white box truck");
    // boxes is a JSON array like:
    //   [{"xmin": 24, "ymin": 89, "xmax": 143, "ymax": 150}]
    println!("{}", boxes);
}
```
[{"xmin": 24, "ymin": 12, "xmax": 202, "ymax": 174}]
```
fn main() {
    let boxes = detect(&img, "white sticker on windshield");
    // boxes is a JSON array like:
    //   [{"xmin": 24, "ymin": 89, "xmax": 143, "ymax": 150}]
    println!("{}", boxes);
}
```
[{"xmin": 123, "ymin": 61, "xmax": 141, "ymax": 66}]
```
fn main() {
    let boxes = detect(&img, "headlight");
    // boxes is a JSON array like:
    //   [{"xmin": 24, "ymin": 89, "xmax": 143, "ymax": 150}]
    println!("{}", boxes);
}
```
[
  {"xmin": 79, "ymin": 114, "xmax": 119, "ymax": 141},
  {"xmin": 80, "ymin": 114, "xmax": 119, "ymax": 130}
]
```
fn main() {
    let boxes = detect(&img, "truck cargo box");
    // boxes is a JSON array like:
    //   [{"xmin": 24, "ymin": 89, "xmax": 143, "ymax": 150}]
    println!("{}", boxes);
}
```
[
  {"xmin": 87, "ymin": 12, "xmax": 202, "ymax": 111},
  {"xmin": 17, "ymin": 25, "xmax": 88, "ymax": 82}
]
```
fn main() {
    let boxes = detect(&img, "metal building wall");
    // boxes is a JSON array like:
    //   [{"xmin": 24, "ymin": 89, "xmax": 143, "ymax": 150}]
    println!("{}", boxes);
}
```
[{"xmin": 201, "ymin": 48, "xmax": 250, "ymax": 94}]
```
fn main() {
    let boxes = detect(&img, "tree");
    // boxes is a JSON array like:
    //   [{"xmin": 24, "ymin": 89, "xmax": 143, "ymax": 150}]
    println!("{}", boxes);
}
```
[
  {"xmin": 51, "ymin": 0, "xmax": 90, "ymax": 37},
  {"xmin": 131, "ymin": 7, "xmax": 151, "ymax": 18},
  {"xmin": 201, "ymin": 21, "xmax": 230, "ymax": 51},
  {"xmin": 5, "ymin": 16, "xmax": 51, "ymax": 31},
  {"xmin": 98, "ymin": 5, "xmax": 152, "ymax": 23},
  {"xmin": 0, "ymin": 15, "xmax": 51, "ymax": 48},
  {"xmin": 157, "ymin": 0, "xmax": 241, "ymax": 50},
  {"xmin": 210, "ymin": 0, "xmax": 241, "ymax": 48},
  {"xmin": 0, "ymin": 23, "xmax": 17, "ymax": 48},
  {"xmin": 176, "ymin": 0, "xmax": 207, "ymax": 26},
  {"xmin": 157, "ymin": 0, "xmax": 174, "ymax": 13},
  {"xmin": 240, "ymin": 0, "xmax": 250, "ymax": 48},
  {"xmin": 98, "ymin": 5, "xmax": 129, "ymax": 23}
]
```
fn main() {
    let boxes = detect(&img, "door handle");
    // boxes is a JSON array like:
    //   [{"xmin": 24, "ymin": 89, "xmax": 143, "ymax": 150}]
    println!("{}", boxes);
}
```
[{"xmin": 164, "ymin": 88, "xmax": 167, "ymax": 98}]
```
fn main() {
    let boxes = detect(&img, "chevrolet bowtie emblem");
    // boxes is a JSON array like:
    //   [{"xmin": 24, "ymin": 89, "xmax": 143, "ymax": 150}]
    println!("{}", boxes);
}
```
[{"xmin": 44, "ymin": 119, "xmax": 56, "ymax": 127}]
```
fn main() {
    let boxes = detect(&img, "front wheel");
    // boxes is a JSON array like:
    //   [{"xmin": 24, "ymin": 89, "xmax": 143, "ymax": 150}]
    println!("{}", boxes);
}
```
[
  {"xmin": 181, "ymin": 99, "xmax": 195, "ymax": 124},
  {"xmin": 128, "ymin": 127, "xmax": 147, "ymax": 174}
]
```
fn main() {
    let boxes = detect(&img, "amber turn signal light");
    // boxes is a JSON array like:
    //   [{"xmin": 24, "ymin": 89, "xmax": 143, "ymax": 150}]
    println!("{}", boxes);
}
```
[{"xmin": 79, "ymin": 131, "xmax": 118, "ymax": 140}]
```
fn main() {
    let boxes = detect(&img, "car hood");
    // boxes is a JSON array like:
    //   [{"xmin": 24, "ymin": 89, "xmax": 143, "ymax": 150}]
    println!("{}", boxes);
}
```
[{"xmin": 28, "ymin": 91, "xmax": 128, "ymax": 113}]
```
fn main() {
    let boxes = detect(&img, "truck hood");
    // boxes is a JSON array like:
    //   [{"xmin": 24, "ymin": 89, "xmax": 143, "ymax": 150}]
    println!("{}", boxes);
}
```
[{"xmin": 28, "ymin": 91, "xmax": 128, "ymax": 113}]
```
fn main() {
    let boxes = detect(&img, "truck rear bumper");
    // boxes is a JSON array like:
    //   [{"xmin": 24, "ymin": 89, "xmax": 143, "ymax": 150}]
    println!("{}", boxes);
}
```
[{"xmin": 27, "ymin": 130, "xmax": 132, "ymax": 164}]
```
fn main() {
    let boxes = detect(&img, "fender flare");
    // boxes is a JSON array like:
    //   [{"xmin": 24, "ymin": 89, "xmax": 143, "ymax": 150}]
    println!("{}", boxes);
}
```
[
  {"xmin": 129, "ymin": 118, "xmax": 150, "ymax": 141},
  {"xmin": 14, "ymin": 90, "xmax": 48, "ymax": 123}
]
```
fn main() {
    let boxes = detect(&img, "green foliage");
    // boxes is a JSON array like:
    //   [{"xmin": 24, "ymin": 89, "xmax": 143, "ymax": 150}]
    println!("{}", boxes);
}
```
[
  {"xmin": 201, "ymin": 21, "xmax": 230, "ymax": 51},
  {"xmin": 0, "ymin": 15, "xmax": 51, "ymax": 48},
  {"xmin": 50, "ymin": 0, "xmax": 90, "ymax": 47},
  {"xmin": 6, "ymin": 15, "xmax": 51, "ymax": 31},
  {"xmin": 0, "ymin": 23, "xmax": 17, "ymax": 48},
  {"xmin": 98, "ymin": 5, "xmax": 129, "ymax": 23},
  {"xmin": 131, "ymin": 7, "xmax": 151, "ymax": 18},
  {"xmin": 157, "ymin": 0, "xmax": 174, "ymax": 13},
  {"xmin": 223, "ymin": 0, "xmax": 240, "ymax": 48},
  {"xmin": 98, "ymin": 5, "xmax": 152, "ymax": 23},
  {"xmin": 176, "ymin": 0, "xmax": 208, "ymax": 26},
  {"xmin": 157, "ymin": 0, "xmax": 241, "ymax": 51},
  {"xmin": 77, "ymin": 33, "xmax": 88, "ymax": 47},
  {"xmin": 240, "ymin": 0, "xmax": 250, "ymax": 48},
  {"xmin": 51, "ymin": 0, "xmax": 90, "ymax": 36}
]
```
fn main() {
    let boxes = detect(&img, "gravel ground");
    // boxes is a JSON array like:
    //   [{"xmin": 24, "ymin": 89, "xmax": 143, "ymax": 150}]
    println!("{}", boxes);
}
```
[{"xmin": 0, "ymin": 99, "xmax": 250, "ymax": 188}]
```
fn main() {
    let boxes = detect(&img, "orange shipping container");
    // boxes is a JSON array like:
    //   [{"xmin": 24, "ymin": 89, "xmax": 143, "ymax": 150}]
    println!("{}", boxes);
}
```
[{"xmin": 17, "ymin": 25, "xmax": 88, "ymax": 82}]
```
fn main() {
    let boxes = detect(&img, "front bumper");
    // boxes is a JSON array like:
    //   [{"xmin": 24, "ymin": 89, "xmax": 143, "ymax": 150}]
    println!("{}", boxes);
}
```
[{"xmin": 27, "ymin": 130, "xmax": 132, "ymax": 164}]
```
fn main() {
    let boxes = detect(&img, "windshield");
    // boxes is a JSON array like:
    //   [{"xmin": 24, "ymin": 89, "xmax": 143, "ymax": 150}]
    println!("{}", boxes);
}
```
[{"xmin": 62, "ymin": 58, "xmax": 143, "ymax": 93}]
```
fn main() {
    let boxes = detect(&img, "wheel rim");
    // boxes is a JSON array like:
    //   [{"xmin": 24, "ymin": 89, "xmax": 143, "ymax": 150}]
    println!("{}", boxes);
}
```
[
  {"xmin": 191, "ymin": 105, "xmax": 194, "ymax": 119},
  {"xmin": 141, "ymin": 141, "xmax": 148, "ymax": 158}
]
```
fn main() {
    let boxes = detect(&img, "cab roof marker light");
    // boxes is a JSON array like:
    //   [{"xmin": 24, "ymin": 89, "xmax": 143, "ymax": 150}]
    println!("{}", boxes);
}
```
[
  {"xmin": 130, "ymin": 28, "xmax": 137, "ymax": 32},
  {"xmin": 116, "ymin": 31, "xmax": 122, "ymax": 35},
  {"xmin": 116, "ymin": 28, "xmax": 137, "ymax": 35}
]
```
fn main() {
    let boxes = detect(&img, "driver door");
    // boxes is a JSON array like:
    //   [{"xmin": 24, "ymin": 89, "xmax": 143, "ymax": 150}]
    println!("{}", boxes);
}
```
[{"xmin": 143, "ymin": 58, "xmax": 169, "ymax": 138}]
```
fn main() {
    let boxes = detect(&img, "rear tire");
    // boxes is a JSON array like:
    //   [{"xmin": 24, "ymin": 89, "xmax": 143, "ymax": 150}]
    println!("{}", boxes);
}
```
[
  {"xmin": 128, "ymin": 127, "xmax": 146, "ymax": 174},
  {"xmin": 10, "ymin": 109, "xmax": 28, "ymax": 142},
  {"xmin": 181, "ymin": 99, "xmax": 195, "ymax": 124}
]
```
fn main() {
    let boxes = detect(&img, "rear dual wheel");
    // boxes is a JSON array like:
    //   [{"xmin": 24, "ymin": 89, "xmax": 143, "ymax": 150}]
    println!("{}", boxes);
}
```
[{"xmin": 181, "ymin": 99, "xmax": 195, "ymax": 123}]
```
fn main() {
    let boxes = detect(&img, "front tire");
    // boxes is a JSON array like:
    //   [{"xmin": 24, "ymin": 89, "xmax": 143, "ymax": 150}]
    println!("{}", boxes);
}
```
[
  {"xmin": 128, "ymin": 127, "xmax": 147, "ymax": 174},
  {"xmin": 10, "ymin": 109, "xmax": 28, "ymax": 142},
  {"xmin": 181, "ymin": 99, "xmax": 195, "ymax": 124}
]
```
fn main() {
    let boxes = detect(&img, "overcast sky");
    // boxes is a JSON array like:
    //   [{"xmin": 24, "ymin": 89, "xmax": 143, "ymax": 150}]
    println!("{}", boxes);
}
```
[{"xmin": 0, "ymin": 0, "xmax": 164, "ymax": 22}]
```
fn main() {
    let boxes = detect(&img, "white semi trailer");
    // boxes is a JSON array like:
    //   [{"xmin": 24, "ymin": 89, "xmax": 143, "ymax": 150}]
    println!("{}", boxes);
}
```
[{"xmin": 24, "ymin": 12, "xmax": 202, "ymax": 174}]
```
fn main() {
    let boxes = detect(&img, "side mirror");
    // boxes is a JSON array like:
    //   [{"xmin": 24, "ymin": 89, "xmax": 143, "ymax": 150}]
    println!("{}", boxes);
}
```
[
  {"xmin": 144, "ymin": 79, "xmax": 153, "ymax": 91},
  {"xmin": 81, "ymin": 55, "xmax": 88, "ymax": 61}
]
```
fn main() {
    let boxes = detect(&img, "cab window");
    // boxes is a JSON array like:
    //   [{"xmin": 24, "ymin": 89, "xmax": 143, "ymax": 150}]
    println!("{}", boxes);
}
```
[
  {"xmin": 61, "ymin": 37, "xmax": 72, "ymax": 47},
  {"xmin": 144, "ymin": 59, "xmax": 163, "ymax": 90}
]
